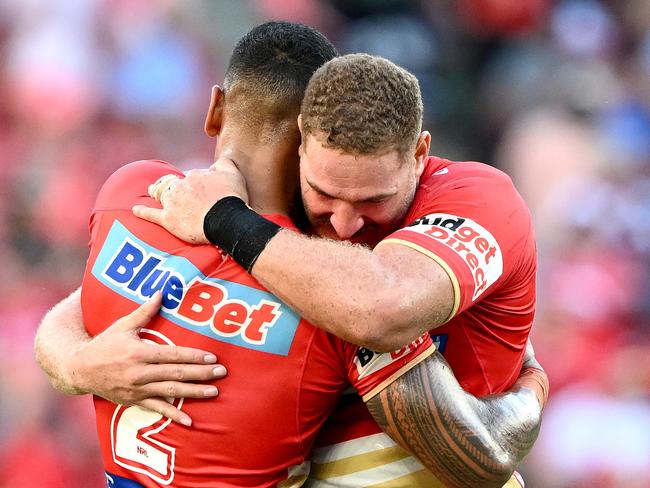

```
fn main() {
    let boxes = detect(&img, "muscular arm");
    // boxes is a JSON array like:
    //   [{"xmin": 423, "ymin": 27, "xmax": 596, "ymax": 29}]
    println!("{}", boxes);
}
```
[
  {"xmin": 35, "ymin": 287, "xmax": 89, "ymax": 395},
  {"xmin": 366, "ymin": 352, "xmax": 546, "ymax": 488},
  {"xmin": 134, "ymin": 166, "xmax": 453, "ymax": 352},
  {"xmin": 34, "ymin": 289, "xmax": 226, "ymax": 424},
  {"xmin": 252, "ymin": 232, "xmax": 453, "ymax": 351}
]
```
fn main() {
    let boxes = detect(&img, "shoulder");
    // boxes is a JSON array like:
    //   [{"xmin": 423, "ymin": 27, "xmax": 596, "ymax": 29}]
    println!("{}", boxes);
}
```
[
  {"xmin": 409, "ymin": 157, "xmax": 529, "ymax": 223},
  {"xmin": 108, "ymin": 159, "xmax": 182, "ymax": 183},
  {"xmin": 95, "ymin": 160, "xmax": 183, "ymax": 211},
  {"xmin": 420, "ymin": 157, "xmax": 515, "ymax": 198}
]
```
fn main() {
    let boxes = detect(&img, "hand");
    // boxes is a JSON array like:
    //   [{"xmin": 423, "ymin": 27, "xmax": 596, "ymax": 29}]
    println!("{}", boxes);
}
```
[
  {"xmin": 519, "ymin": 338, "xmax": 549, "ymax": 409},
  {"xmin": 522, "ymin": 338, "xmax": 543, "ymax": 371},
  {"xmin": 133, "ymin": 158, "xmax": 248, "ymax": 244},
  {"xmin": 67, "ymin": 292, "xmax": 227, "ymax": 426}
]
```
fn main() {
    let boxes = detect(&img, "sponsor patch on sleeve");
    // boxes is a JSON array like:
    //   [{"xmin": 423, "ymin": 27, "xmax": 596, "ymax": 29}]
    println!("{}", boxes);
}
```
[
  {"xmin": 353, "ymin": 335, "xmax": 428, "ymax": 380},
  {"xmin": 404, "ymin": 213, "xmax": 503, "ymax": 300},
  {"xmin": 351, "ymin": 334, "xmax": 435, "ymax": 401}
]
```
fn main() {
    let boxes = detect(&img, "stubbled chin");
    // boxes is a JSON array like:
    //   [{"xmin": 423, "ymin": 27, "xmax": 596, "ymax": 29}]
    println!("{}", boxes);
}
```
[
  {"xmin": 350, "ymin": 235, "xmax": 381, "ymax": 248},
  {"xmin": 313, "ymin": 226, "xmax": 340, "ymax": 241},
  {"xmin": 313, "ymin": 226, "xmax": 380, "ymax": 247}
]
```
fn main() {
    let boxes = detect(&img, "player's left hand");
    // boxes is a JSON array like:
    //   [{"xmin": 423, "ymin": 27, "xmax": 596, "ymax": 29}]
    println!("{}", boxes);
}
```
[
  {"xmin": 522, "ymin": 338, "xmax": 543, "ymax": 372},
  {"xmin": 133, "ymin": 158, "xmax": 248, "ymax": 244}
]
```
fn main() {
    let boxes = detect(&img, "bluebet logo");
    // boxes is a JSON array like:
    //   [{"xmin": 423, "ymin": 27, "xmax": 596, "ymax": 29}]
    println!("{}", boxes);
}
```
[{"xmin": 92, "ymin": 221, "xmax": 300, "ymax": 355}]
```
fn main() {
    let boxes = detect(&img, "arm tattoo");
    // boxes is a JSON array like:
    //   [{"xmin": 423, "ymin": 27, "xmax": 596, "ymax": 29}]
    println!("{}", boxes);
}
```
[{"xmin": 366, "ymin": 352, "xmax": 541, "ymax": 488}]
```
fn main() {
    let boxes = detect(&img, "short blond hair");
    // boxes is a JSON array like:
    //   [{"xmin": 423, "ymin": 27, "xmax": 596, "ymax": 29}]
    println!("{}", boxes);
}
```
[{"xmin": 300, "ymin": 54, "xmax": 423, "ymax": 155}]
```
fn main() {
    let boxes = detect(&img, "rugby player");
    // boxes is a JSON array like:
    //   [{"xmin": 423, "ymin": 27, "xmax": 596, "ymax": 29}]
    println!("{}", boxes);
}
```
[
  {"xmin": 35, "ymin": 23, "xmax": 547, "ymax": 488},
  {"xmin": 136, "ymin": 53, "xmax": 545, "ymax": 487}
]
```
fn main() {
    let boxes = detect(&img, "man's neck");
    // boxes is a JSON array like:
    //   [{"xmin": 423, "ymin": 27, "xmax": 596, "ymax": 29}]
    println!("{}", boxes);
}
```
[{"xmin": 217, "ymin": 131, "xmax": 300, "ymax": 217}]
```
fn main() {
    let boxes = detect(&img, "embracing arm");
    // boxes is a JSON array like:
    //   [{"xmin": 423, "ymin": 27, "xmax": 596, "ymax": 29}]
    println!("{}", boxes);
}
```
[
  {"xmin": 366, "ymin": 350, "xmax": 547, "ymax": 488},
  {"xmin": 252, "ymin": 233, "xmax": 453, "ymax": 351},
  {"xmin": 35, "ymin": 287, "xmax": 90, "ymax": 395},
  {"xmin": 133, "ymin": 164, "xmax": 452, "ymax": 352},
  {"xmin": 34, "ymin": 289, "xmax": 226, "ymax": 424}
]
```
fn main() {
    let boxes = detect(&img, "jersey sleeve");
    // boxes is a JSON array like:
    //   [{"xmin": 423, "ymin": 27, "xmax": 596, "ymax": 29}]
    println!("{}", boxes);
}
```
[
  {"xmin": 94, "ymin": 160, "xmax": 182, "ymax": 212},
  {"xmin": 376, "ymin": 165, "xmax": 534, "ymax": 320},
  {"xmin": 343, "ymin": 333, "xmax": 436, "ymax": 402},
  {"xmin": 88, "ymin": 160, "xmax": 183, "ymax": 248}
]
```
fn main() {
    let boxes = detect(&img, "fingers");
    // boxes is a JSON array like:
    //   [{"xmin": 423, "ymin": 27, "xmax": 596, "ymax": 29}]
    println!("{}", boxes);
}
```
[
  {"xmin": 133, "ymin": 204, "xmax": 164, "ymax": 225},
  {"xmin": 149, "ymin": 174, "xmax": 178, "ymax": 201},
  {"xmin": 136, "ymin": 363, "xmax": 227, "ymax": 384},
  {"xmin": 113, "ymin": 292, "xmax": 162, "ymax": 332},
  {"xmin": 525, "ymin": 338, "xmax": 535, "ymax": 357},
  {"xmin": 137, "ymin": 398, "xmax": 193, "ymax": 426},
  {"xmin": 522, "ymin": 338, "xmax": 542, "ymax": 371},
  {"xmin": 141, "ymin": 381, "xmax": 219, "ymax": 401},
  {"xmin": 143, "ymin": 343, "xmax": 219, "ymax": 365}
]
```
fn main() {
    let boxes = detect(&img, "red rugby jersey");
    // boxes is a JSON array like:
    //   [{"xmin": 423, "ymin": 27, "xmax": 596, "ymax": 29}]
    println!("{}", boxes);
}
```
[
  {"xmin": 310, "ymin": 156, "xmax": 536, "ymax": 487},
  {"xmin": 381, "ymin": 155, "xmax": 536, "ymax": 395},
  {"xmin": 80, "ymin": 160, "xmax": 435, "ymax": 488}
]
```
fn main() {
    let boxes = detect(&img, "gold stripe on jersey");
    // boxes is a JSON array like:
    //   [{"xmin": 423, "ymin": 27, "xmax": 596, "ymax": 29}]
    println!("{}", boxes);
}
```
[
  {"xmin": 279, "ymin": 474, "xmax": 309, "ymax": 488},
  {"xmin": 308, "ymin": 432, "xmax": 524, "ymax": 488},
  {"xmin": 279, "ymin": 461, "xmax": 311, "ymax": 487},
  {"xmin": 308, "ymin": 433, "xmax": 432, "ymax": 487},
  {"xmin": 308, "ymin": 441, "xmax": 440, "ymax": 487},
  {"xmin": 308, "ymin": 458, "xmax": 430, "ymax": 487},
  {"xmin": 361, "ymin": 343, "xmax": 436, "ymax": 402},
  {"xmin": 365, "ymin": 468, "xmax": 445, "ymax": 488},
  {"xmin": 312, "ymin": 432, "xmax": 397, "ymax": 464},
  {"xmin": 377, "ymin": 238, "xmax": 461, "ymax": 322},
  {"xmin": 311, "ymin": 446, "xmax": 411, "ymax": 479},
  {"xmin": 505, "ymin": 471, "xmax": 525, "ymax": 488}
]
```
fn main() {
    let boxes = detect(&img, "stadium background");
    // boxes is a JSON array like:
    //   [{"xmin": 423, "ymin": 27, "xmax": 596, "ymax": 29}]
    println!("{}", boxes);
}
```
[{"xmin": 0, "ymin": 0, "xmax": 648, "ymax": 486}]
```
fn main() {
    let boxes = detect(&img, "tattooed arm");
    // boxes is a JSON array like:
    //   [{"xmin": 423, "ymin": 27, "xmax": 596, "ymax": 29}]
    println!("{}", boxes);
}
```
[{"xmin": 366, "ymin": 349, "xmax": 547, "ymax": 488}]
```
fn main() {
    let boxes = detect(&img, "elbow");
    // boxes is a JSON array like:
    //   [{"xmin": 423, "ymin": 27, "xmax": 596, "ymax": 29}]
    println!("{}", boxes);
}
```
[
  {"xmin": 449, "ymin": 448, "xmax": 516, "ymax": 488},
  {"xmin": 357, "ymin": 330, "xmax": 403, "ymax": 353},
  {"xmin": 489, "ymin": 455, "xmax": 518, "ymax": 488},
  {"xmin": 478, "ymin": 432, "xmax": 537, "ymax": 488},
  {"xmin": 344, "ymin": 314, "xmax": 408, "ymax": 352},
  {"xmin": 419, "ymin": 443, "xmax": 517, "ymax": 488},
  {"xmin": 354, "ymin": 293, "xmax": 428, "ymax": 353},
  {"xmin": 33, "ymin": 324, "xmax": 47, "ymax": 370}
]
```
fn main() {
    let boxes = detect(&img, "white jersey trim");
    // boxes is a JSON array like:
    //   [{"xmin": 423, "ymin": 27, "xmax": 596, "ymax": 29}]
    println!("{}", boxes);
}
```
[{"xmin": 311, "ymin": 433, "xmax": 397, "ymax": 464}]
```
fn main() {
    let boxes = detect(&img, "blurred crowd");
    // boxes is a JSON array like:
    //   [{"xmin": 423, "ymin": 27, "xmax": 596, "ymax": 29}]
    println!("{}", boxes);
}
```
[{"xmin": 0, "ymin": 0, "xmax": 648, "ymax": 487}]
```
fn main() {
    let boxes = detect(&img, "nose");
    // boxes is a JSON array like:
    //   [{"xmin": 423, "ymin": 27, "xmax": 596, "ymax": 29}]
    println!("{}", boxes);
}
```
[{"xmin": 329, "ymin": 202, "xmax": 364, "ymax": 240}]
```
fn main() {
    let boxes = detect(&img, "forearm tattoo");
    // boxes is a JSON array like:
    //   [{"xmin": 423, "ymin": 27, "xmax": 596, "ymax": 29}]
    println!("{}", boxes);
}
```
[{"xmin": 366, "ymin": 352, "xmax": 541, "ymax": 488}]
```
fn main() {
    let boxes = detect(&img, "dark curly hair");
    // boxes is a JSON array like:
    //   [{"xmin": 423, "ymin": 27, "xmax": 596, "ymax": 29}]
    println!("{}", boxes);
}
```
[{"xmin": 224, "ymin": 22, "xmax": 338, "ymax": 126}]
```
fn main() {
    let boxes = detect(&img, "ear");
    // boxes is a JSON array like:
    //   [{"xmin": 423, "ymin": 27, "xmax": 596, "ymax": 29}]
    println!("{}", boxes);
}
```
[
  {"xmin": 297, "ymin": 114, "xmax": 304, "ymax": 156},
  {"xmin": 204, "ymin": 85, "xmax": 225, "ymax": 137},
  {"xmin": 413, "ymin": 131, "xmax": 431, "ymax": 177}
]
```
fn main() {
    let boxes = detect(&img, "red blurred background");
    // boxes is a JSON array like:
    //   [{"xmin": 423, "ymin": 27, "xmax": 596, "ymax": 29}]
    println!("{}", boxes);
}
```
[{"xmin": 0, "ymin": 1, "xmax": 648, "ymax": 486}]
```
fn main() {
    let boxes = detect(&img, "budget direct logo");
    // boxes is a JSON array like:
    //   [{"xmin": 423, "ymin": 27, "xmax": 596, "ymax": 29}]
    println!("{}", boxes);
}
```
[
  {"xmin": 407, "ymin": 213, "xmax": 503, "ymax": 300},
  {"xmin": 92, "ymin": 221, "xmax": 300, "ymax": 355}
]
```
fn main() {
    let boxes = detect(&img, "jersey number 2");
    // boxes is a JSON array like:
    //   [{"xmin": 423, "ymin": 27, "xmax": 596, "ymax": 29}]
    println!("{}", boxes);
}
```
[{"xmin": 110, "ymin": 329, "xmax": 183, "ymax": 485}]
